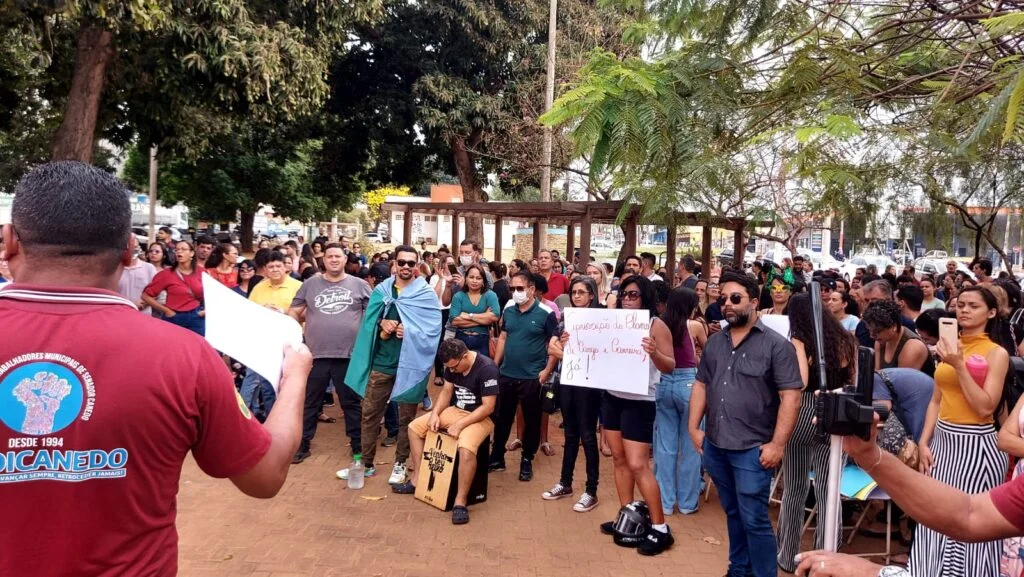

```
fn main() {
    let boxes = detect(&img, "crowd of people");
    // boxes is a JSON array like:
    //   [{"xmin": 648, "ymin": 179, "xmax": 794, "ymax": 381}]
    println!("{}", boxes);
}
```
[
  {"xmin": 108, "ymin": 220, "xmax": 1024, "ymax": 570},
  {"xmin": 15, "ymin": 163, "xmax": 1024, "ymax": 576}
]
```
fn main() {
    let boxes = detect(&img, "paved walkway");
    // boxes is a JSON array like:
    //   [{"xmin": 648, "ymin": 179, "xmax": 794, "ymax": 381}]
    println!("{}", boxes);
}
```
[{"xmin": 177, "ymin": 403, "xmax": 902, "ymax": 577}]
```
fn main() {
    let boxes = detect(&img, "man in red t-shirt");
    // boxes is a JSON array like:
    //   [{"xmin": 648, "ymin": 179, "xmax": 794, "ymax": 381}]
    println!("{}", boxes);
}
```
[
  {"xmin": 792, "ymin": 415, "xmax": 1024, "ymax": 576},
  {"xmin": 0, "ymin": 162, "xmax": 312, "ymax": 577},
  {"xmin": 536, "ymin": 248, "xmax": 568, "ymax": 301}
]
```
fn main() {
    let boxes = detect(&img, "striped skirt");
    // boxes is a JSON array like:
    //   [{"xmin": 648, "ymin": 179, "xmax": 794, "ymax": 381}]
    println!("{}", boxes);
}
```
[{"xmin": 910, "ymin": 420, "xmax": 1007, "ymax": 577}]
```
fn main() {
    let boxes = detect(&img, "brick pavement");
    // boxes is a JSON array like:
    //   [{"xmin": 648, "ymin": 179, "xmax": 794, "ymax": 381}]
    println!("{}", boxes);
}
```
[{"xmin": 177, "ymin": 403, "xmax": 905, "ymax": 577}]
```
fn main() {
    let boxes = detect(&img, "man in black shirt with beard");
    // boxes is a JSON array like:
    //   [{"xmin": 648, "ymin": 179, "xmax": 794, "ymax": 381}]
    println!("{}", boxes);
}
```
[{"xmin": 392, "ymin": 339, "xmax": 497, "ymax": 525}]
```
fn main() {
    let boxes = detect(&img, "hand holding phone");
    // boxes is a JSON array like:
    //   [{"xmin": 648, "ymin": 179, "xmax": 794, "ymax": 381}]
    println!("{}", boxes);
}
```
[{"xmin": 938, "ymin": 317, "xmax": 958, "ymax": 349}]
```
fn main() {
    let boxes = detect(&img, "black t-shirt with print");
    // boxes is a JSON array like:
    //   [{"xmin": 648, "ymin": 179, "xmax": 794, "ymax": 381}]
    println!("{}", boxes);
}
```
[{"xmin": 443, "ymin": 352, "xmax": 500, "ymax": 413}]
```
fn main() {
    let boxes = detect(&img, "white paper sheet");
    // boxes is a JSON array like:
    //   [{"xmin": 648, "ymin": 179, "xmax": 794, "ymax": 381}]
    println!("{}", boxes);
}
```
[
  {"xmin": 560, "ymin": 308, "xmax": 651, "ymax": 395},
  {"xmin": 719, "ymin": 314, "xmax": 790, "ymax": 338},
  {"xmin": 202, "ymin": 273, "xmax": 303, "ymax": 391}
]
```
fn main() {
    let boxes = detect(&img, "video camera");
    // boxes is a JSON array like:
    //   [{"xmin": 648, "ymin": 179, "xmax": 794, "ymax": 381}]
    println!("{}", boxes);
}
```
[
  {"xmin": 814, "ymin": 347, "xmax": 876, "ymax": 440},
  {"xmin": 807, "ymin": 280, "xmax": 876, "ymax": 440}
]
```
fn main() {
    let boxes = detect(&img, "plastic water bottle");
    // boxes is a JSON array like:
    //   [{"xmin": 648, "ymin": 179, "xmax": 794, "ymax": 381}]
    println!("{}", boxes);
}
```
[{"xmin": 348, "ymin": 454, "xmax": 365, "ymax": 490}]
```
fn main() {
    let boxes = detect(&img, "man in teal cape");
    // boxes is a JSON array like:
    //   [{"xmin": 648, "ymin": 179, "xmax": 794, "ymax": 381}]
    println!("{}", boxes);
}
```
[{"xmin": 343, "ymin": 246, "xmax": 441, "ymax": 483}]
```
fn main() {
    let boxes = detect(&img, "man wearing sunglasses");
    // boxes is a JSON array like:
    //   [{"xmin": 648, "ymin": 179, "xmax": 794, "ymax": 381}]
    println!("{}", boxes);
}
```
[
  {"xmin": 688, "ymin": 272, "xmax": 803, "ymax": 577},
  {"xmin": 490, "ymin": 271, "xmax": 559, "ymax": 481}
]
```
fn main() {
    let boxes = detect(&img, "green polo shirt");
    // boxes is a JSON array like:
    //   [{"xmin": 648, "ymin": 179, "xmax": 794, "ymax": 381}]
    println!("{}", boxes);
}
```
[
  {"xmin": 499, "ymin": 298, "xmax": 558, "ymax": 379},
  {"xmin": 371, "ymin": 285, "xmax": 402, "ymax": 375}
]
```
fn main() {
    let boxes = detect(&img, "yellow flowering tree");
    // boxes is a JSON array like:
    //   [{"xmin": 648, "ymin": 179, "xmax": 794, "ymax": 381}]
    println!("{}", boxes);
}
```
[{"xmin": 364, "ymin": 185, "xmax": 410, "ymax": 232}]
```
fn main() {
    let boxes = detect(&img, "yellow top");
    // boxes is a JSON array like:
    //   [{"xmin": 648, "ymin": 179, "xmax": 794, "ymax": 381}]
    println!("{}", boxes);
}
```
[
  {"xmin": 248, "ymin": 276, "xmax": 302, "ymax": 312},
  {"xmin": 936, "ymin": 332, "xmax": 1001, "ymax": 425}
]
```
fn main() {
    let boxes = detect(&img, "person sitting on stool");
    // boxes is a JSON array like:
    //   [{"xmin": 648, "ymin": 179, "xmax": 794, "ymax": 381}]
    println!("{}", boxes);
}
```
[{"xmin": 392, "ymin": 338, "xmax": 498, "ymax": 525}]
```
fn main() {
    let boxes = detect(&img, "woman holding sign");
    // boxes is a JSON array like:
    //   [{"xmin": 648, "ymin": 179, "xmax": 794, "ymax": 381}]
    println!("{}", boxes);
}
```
[
  {"xmin": 544, "ymin": 276, "xmax": 605, "ymax": 513},
  {"xmin": 598, "ymin": 275, "xmax": 677, "ymax": 556}
]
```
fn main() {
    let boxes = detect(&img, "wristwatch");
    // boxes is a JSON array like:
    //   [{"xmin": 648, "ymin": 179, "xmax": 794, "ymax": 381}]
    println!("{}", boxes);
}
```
[
  {"xmin": 469, "ymin": 313, "xmax": 475, "ymax": 319},
  {"xmin": 878, "ymin": 566, "xmax": 911, "ymax": 577}
]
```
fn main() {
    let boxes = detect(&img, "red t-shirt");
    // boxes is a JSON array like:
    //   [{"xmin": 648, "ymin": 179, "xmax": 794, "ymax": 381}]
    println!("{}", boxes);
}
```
[
  {"xmin": 0, "ymin": 284, "xmax": 271, "ymax": 576},
  {"xmin": 542, "ymin": 271, "xmax": 569, "ymax": 301},
  {"xmin": 207, "ymin": 267, "xmax": 238, "ymax": 289},
  {"xmin": 991, "ymin": 474, "xmax": 1024, "ymax": 531},
  {"xmin": 144, "ymin": 267, "xmax": 205, "ymax": 312}
]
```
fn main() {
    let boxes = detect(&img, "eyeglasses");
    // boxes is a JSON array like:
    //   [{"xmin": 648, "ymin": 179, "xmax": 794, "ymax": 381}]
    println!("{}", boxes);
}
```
[
  {"xmin": 725, "ymin": 293, "xmax": 746, "ymax": 304},
  {"xmin": 510, "ymin": 286, "xmax": 529, "ymax": 293},
  {"xmin": 621, "ymin": 290, "xmax": 641, "ymax": 300},
  {"xmin": 444, "ymin": 354, "xmax": 467, "ymax": 371},
  {"xmin": 770, "ymin": 284, "xmax": 790, "ymax": 293},
  {"xmin": 571, "ymin": 289, "xmax": 591, "ymax": 296},
  {"xmin": 395, "ymin": 259, "xmax": 417, "ymax": 268},
  {"xmin": 708, "ymin": 283, "xmax": 719, "ymax": 289}
]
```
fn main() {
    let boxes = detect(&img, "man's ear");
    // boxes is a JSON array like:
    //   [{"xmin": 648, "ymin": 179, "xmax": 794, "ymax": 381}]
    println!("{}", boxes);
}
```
[{"xmin": 2, "ymin": 224, "xmax": 19, "ymax": 260}]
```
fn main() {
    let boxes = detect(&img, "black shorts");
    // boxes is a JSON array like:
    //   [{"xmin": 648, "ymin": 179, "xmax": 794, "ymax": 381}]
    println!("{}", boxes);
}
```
[{"xmin": 601, "ymin": 393, "xmax": 655, "ymax": 444}]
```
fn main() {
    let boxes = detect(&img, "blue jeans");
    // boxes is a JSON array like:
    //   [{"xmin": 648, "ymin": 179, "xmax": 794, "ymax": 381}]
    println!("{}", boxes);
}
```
[
  {"xmin": 654, "ymin": 368, "xmax": 700, "ymax": 514},
  {"xmin": 703, "ymin": 441, "xmax": 776, "ymax": 577},
  {"xmin": 241, "ymin": 368, "xmax": 276, "ymax": 418},
  {"xmin": 456, "ymin": 330, "xmax": 490, "ymax": 358},
  {"xmin": 167, "ymin": 308, "xmax": 205, "ymax": 336}
]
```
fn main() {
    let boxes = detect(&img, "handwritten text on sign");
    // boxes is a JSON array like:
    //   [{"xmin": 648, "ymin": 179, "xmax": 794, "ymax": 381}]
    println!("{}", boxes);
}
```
[{"xmin": 561, "ymin": 308, "xmax": 651, "ymax": 395}]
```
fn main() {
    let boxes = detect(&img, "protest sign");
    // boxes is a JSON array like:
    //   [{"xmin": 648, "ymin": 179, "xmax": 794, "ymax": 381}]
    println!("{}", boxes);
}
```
[{"xmin": 560, "ymin": 308, "xmax": 651, "ymax": 395}]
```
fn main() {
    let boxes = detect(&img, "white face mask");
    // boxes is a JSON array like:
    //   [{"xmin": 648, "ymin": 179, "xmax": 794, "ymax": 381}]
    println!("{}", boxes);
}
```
[
  {"xmin": 459, "ymin": 255, "xmax": 474, "ymax": 267},
  {"xmin": 512, "ymin": 290, "xmax": 529, "ymax": 305}
]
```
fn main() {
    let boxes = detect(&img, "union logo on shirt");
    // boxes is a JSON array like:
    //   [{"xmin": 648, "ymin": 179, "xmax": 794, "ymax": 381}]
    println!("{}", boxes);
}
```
[{"xmin": 0, "ymin": 355, "xmax": 90, "ymax": 436}]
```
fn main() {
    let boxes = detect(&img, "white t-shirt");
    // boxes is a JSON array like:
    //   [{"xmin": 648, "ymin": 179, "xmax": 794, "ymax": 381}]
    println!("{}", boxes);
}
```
[
  {"xmin": 429, "ymin": 275, "xmax": 450, "ymax": 310},
  {"xmin": 118, "ymin": 261, "xmax": 158, "ymax": 314}
]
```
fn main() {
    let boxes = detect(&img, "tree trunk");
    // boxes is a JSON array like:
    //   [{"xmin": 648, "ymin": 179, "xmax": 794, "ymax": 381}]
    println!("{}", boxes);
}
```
[
  {"xmin": 240, "ymin": 209, "xmax": 256, "ymax": 254},
  {"xmin": 52, "ymin": 24, "xmax": 114, "ymax": 162},
  {"xmin": 451, "ymin": 130, "xmax": 485, "ymax": 244}
]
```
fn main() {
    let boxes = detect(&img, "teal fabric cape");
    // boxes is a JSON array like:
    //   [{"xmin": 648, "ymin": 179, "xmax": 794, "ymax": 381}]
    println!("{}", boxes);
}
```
[{"xmin": 344, "ymin": 276, "xmax": 441, "ymax": 403}]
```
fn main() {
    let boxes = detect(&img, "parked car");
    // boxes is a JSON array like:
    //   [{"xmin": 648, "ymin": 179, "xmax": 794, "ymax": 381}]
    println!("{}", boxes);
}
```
[
  {"xmin": 717, "ymin": 248, "xmax": 757, "ymax": 267},
  {"xmin": 590, "ymin": 240, "xmax": 618, "ymax": 253},
  {"xmin": 763, "ymin": 248, "xmax": 841, "ymax": 272},
  {"xmin": 839, "ymin": 254, "xmax": 897, "ymax": 280},
  {"xmin": 913, "ymin": 256, "xmax": 974, "ymax": 281},
  {"xmin": 363, "ymin": 232, "xmax": 382, "ymax": 242}
]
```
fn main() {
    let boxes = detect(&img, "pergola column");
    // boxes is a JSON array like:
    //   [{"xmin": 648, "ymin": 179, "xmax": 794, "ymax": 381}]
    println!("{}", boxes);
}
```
[
  {"xmin": 452, "ymin": 211, "xmax": 461, "ymax": 250},
  {"xmin": 533, "ymin": 221, "xmax": 543, "ymax": 258},
  {"xmin": 733, "ymin": 225, "xmax": 746, "ymax": 269},
  {"xmin": 701, "ymin": 225, "xmax": 712, "ymax": 278},
  {"xmin": 403, "ymin": 207, "xmax": 413, "ymax": 247},
  {"xmin": 494, "ymin": 215, "xmax": 503, "ymax": 262},
  {"xmin": 579, "ymin": 209, "xmax": 592, "ymax": 268},
  {"xmin": 566, "ymin": 222, "xmax": 575, "ymax": 264},
  {"xmin": 666, "ymin": 225, "xmax": 677, "ymax": 283}
]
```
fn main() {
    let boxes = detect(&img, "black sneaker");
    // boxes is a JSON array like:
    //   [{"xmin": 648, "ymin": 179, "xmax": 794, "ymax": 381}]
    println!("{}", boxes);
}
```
[
  {"xmin": 391, "ymin": 481, "xmax": 416, "ymax": 494},
  {"xmin": 291, "ymin": 450, "xmax": 310, "ymax": 464},
  {"xmin": 519, "ymin": 458, "xmax": 533, "ymax": 482},
  {"xmin": 488, "ymin": 460, "xmax": 506, "ymax": 473},
  {"xmin": 600, "ymin": 521, "xmax": 615, "ymax": 535},
  {"xmin": 637, "ymin": 526, "xmax": 674, "ymax": 556}
]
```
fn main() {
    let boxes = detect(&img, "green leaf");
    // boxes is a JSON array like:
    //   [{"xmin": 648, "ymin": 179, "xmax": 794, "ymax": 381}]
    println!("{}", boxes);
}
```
[{"xmin": 1003, "ymin": 68, "xmax": 1024, "ymax": 145}]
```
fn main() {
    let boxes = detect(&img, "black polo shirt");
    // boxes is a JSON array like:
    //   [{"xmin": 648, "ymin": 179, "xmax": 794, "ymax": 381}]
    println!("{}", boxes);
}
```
[{"xmin": 695, "ymin": 318, "xmax": 802, "ymax": 450}]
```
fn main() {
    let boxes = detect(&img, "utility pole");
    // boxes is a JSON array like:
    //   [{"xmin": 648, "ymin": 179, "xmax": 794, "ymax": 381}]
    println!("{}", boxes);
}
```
[
  {"xmin": 148, "ymin": 144, "xmax": 158, "ymax": 242},
  {"xmin": 540, "ymin": 0, "xmax": 557, "ymax": 203}
]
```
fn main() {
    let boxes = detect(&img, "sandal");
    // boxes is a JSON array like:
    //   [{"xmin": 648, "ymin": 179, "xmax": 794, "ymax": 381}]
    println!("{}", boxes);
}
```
[
  {"xmin": 451, "ymin": 505, "xmax": 470, "ymax": 525},
  {"xmin": 540, "ymin": 442, "xmax": 555, "ymax": 457},
  {"xmin": 506, "ymin": 438, "xmax": 522, "ymax": 451},
  {"xmin": 317, "ymin": 413, "xmax": 337, "ymax": 423},
  {"xmin": 433, "ymin": 377, "xmax": 444, "ymax": 387}
]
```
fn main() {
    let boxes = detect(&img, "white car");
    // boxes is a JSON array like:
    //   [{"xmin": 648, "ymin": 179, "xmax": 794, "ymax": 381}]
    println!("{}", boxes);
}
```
[
  {"xmin": 839, "ymin": 254, "xmax": 896, "ymax": 280},
  {"xmin": 363, "ymin": 232, "xmax": 382, "ymax": 242},
  {"xmin": 763, "ymin": 248, "xmax": 841, "ymax": 272},
  {"xmin": 913, "ymin": 257, "xmax": 974, "ymax": 281},
  {"xmin": 589, "ymin": 240, "xmax": 618, "ymax": 253}
]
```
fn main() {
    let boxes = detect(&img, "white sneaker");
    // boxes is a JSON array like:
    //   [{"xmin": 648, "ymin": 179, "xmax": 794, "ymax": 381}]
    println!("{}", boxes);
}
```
[
  {"xmin": 573, "ymin": 492, "xmax": 599, "ymax": 512},
  {"xmin": 388, "ymin": 462, "xmax": 408, "ymax": 485},
  {"xmin": 336, "ymin": 466, "xmax": 376, "ymax": 480}
]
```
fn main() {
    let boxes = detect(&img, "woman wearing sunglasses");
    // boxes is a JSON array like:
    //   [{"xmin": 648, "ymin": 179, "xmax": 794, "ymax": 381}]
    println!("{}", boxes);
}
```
[
  {"xmin": 761, "ymin": 276, "xmax": 794, "ymax": 316},
  {"xmin": 598, "ymin": 275, "xmax": 677, "ymax": 555},
  {"xmin": 543, "ymin": 276, "xmax": 605, "ymax": 513}
]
